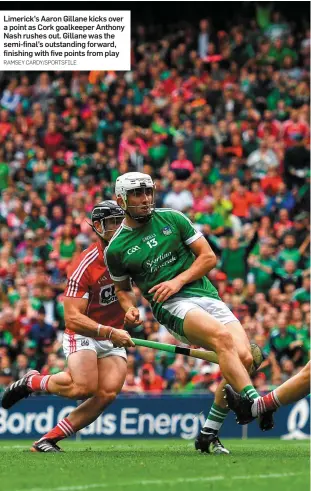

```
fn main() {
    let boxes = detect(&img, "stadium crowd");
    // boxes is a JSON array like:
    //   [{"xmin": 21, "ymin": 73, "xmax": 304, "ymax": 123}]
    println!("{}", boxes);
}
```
[{"xmin": 0, "ymin": 6, "xmax": 309, "ymax": 396}]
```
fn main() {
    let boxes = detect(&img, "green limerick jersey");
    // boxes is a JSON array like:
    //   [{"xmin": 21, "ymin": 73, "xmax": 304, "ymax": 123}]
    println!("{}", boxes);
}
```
[{"xmin": 105, "ymin": 209, "xmax": 220, "ymax": 318}]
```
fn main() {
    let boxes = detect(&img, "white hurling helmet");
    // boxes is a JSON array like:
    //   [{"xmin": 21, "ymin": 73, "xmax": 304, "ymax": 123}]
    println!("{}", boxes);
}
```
[{"xmin": 115, "ymin": 172, "xmax": 156, "ymax": 223}]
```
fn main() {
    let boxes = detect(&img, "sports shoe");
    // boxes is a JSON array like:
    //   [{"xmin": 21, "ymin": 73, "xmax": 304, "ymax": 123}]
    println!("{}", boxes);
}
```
[
  {"xmin": 224, "ymin": 385, "xmax": 275, "ymax": 431},
  {"xmin": 258, "ymin": 411, "xmax": 275, "ymax": 431},
  {"xmin": 31, "ymin": 438, "xmax": 63, "ymax": 453},
  {"xmin": 223, "ymin": 384, "xmax": 255, "ymax": 425},
  {"xmin": 1, "ymin": 370, "xmax": 39, "ymax": 409},
  {"xmin": 195, "ymin": 429, "xmax": 230, "ymax": 455}
]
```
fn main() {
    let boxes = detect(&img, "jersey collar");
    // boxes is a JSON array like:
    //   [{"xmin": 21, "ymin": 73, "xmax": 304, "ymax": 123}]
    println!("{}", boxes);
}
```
[
  {"xmin": 121, "ymin": 216, "xmax": 154, "ymax": 231},
  {"xmin": 122, "ymin": 222, "xmax": 133, "ymax": 231}
]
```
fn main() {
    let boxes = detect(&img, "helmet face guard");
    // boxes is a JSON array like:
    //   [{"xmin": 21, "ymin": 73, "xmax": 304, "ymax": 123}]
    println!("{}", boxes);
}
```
[
  {"xmin": 91, "ymin": 201, "xmax": 124, "ymax": 239},
  {"xmin": 124, "ymin": 186, "xmax": 155, "ymax": 223},
  {"xmin": 94, "ymin": 216, "xmax": 124, "ymax": 238}
]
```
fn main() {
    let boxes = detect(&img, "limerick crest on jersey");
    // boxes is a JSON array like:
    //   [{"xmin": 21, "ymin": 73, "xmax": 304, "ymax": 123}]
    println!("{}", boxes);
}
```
[{"xmin": 162, "ymin": 226, "xmax": 172, "ymax": 236}]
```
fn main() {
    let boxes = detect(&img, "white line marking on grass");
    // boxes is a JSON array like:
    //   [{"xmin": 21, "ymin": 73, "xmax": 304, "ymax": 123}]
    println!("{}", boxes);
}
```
[
  {"xmin": 233, "ymin": 473, "xmax": 302, "ymax": 480},
  {"xmin": 15, "ymin": 472, "xmax": 303, "ymax": 491},
  {"xmin": 15, "ymin": 478, "xmax": 224, "ymax": 491},
  {"xmin": 0, "ymin": 445, "xmax": 29, "ymax": 450}
]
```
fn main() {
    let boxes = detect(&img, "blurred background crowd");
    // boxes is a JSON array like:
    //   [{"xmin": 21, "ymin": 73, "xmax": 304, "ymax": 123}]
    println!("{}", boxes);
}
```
[{"xmin": 0, "ymin": 3, "xmax": 309, "ymax": 396}]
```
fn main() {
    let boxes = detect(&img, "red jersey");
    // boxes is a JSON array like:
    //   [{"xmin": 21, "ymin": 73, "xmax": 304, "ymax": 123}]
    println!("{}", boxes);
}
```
[
  {"xmin": 282, "ymin": 120, "xmax": 309, "ymax": 147},
  {"xmin": 230, "ymin": 191, "xmax": 253, "ymax": 218},
  {"xmin": 257, "ymin": 120, "xmax": 282, "ymax": 140},
  {"xmin": 64, "ymin": 242, "xmax": 124, "ymax": 335}
]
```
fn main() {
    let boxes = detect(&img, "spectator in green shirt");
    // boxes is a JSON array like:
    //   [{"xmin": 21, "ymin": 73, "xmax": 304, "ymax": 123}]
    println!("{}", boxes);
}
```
[
  {"xmin": 255, "ymin": 39, "xmax": 275, "ymax": 66},
  {"xmin": 0, "ymin": 322, "xmax": 14, "ymax": 348},
  {"xmin": 273, "ymin": 260, "xmax": 303, "ymax": 292},
  {"xmin": 200, "ymin": 155, "xmax": 220, "ymax": 185},
  {"xmin": 195, "ymin": 202, "xmax": 225, "ymax": 237},
  {"xmin": 287, "ymin": 308, "xmax": 310, "ymax": 365},
  {"xmin": 96, "ymin": 112, "xmax": 122, "ymax": 141},
  {"xmin": 248, "ymin": 243, "xmax": 278, "ymax": 293},
  {"xmin": 277, "ymin": 233, "xmax": 301, "ymax": 266},
  {"xmin": 218, "ymin": 229, "xmax": 258, "ymax": 282},
  {"xmin": 24, "ymin": 206, "xmax": 48, "ymax": 232},
  {"xmin": 33, "ymin": 227, "xmax": 53, "ymax": 262},
  {"xmin": 23, "ymin": 340, "xmax": 43, "ymax": 371},
  {"xmin": 267, "ymin": 85, "xmax": 293, "ymax": 111},
  {"xmin": 269, "ymin": 313, "xmax": 297, "ymax": 363},
  {"xmin": 0, "ymin": 149, "xmax": 9, "ymax": 191},
  {"xmin": 262, "ymin": 10, "xmax": 291, "ymax": 40},
  {"xmin": 171, "ymin": 366, "xmax": 195, "ymax": 394},
  {"xmin": 72, "ymin": 142, "xmax": 92, "ymax": 177},
  {"xmin": 268, "ymin": 38, "xmax": 298, "ymax": 68},
  {"xmin": 148, "ymin": 133, "xmax": 168, "ymax": 170},
  {"xmin": 188, "ymin": 125, "xmax": 205, "ymax": 166},
  {"xmin": 292, "ymin": 276, "xmax": 310, "ymax": 304}
]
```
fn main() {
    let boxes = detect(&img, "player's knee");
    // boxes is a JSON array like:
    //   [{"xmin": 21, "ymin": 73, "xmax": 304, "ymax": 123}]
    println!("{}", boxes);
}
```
[
  {"xmin": 215, "ymin": 329, "xmax": 234, "ymax": 352},
  {"xmin": 73, "ymin": 383, "xmax": 97, "ymax": 399},
  {"xmin": 96, "ymin": 390, "xmax": 118, "ymax": 405}
]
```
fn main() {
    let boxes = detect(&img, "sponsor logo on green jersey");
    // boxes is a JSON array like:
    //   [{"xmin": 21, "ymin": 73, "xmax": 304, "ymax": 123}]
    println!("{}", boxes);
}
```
[{"xmin": 142, "ymin": 251, "xmax": 178, "ymax": 274}]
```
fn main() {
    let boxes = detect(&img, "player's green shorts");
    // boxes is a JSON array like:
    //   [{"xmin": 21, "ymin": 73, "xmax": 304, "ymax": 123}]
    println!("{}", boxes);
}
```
[{"xmin": 154, "ymin": 296, "xmax": 238, "ymax": 344}]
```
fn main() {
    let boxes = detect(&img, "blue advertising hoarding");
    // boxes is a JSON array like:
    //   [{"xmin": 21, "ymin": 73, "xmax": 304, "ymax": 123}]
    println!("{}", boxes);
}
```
[{"xmin": 0, "ymin": 394, "xmax": 309, "ymax": 440}]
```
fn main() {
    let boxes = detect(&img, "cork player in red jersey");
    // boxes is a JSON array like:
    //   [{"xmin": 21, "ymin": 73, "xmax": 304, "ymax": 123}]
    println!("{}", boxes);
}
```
[{"xmin": 1, "ymin": 201, "xmax": 135, "ymax": 452}]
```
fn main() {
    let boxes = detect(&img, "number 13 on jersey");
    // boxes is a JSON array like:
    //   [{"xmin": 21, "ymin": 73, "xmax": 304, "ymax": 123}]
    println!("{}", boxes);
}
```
[{"xmin": 147, "ymin": 238, "xmax": 158, "ymax": 248}]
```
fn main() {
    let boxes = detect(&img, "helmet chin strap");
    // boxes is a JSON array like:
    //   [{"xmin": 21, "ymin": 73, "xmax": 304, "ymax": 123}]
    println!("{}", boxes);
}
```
[
  {"xmin": 125, "ymin": 207, "xmax": 153, "ymax": 224},
  {"xmin": 127, "ymin": 212, "xmax": 152, "ymax": 223}
]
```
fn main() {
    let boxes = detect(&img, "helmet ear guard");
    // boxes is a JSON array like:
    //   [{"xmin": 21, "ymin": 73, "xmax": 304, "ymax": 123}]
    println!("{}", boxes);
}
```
[{"xmin": 118, "ymin": 195, "xmax": 127, "ymax": 211}]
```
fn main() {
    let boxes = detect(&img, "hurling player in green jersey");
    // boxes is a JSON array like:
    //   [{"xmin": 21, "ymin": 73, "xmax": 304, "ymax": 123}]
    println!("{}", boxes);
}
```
[{"xmin": 105, "ymin": 172, "xmax": 272, "ymax": 455}]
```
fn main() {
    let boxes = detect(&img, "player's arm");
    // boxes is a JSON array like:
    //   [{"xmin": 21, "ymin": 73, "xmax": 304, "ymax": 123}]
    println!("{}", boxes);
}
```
[
  {"xmin": 149, "ymin": 236, "xmax": 217, "ymax": 303},
  {"xmin": 176, "ymin": 236, "xmax": 217, "ymax": 285},
  {"xmin": 114, "ymin": 277, "xmax": 137, "ymax": 312},
  {"xmin": 63, "ymin": 296, "xmax": 134, "ymax": 347},
  {"xmin": 105, "ymin": 247, "xmax": 141, "ymax": 327},
  {"xmin": 177, "ymin": 210, "xmax": 217, "ymax": 280},
  {"xmin": 114, "ymin": 278, "xmax": 142, "ymax": 327}
]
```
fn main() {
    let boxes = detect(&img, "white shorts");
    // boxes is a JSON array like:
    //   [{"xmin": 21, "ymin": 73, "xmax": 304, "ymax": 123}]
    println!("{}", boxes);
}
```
[
  {"xmin": 63, "ymin": 333, "xmax": 127, "ymax": 361},
  {"xmin": 160, "ymin": 296, "xmax": 238, "ymax": 343}
]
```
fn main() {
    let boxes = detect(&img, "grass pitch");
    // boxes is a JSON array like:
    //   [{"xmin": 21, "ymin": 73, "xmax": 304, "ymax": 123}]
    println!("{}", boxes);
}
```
[{"xmin": 0, "ymin": 439, "xmax": 309, "ymax": 491}]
